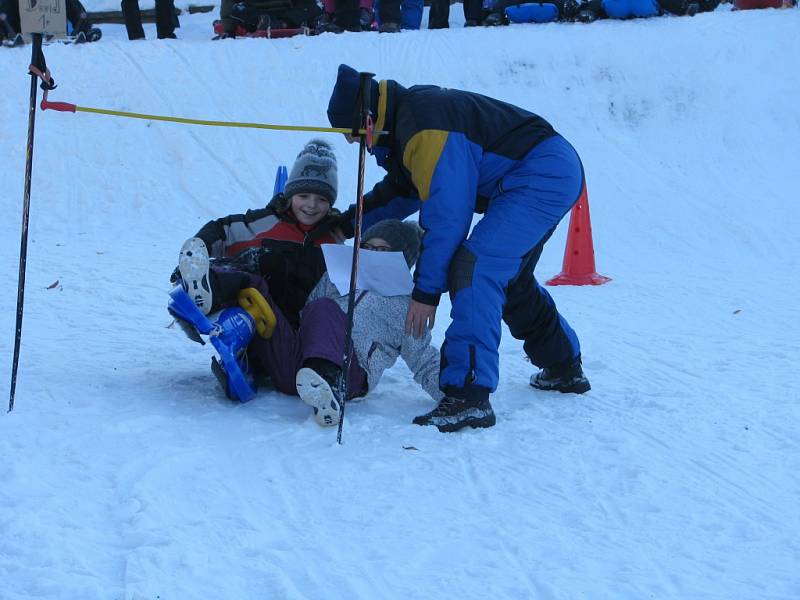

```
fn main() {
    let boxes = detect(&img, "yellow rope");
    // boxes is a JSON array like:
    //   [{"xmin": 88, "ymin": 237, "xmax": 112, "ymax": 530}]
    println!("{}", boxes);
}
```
[{"xmin": 74, "ymin": 105, "xmax": 382, "ymax": 135}]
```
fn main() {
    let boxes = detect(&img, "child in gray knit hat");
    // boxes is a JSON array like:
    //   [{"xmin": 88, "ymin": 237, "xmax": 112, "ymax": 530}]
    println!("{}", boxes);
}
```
[
  {"xmin": 176, "ymin": 138, "xmax": 343, "ymax": 331},
  {"xmin": 282, "ymin": 138, "xmax": 338, "ymax": 208},
  {"xmin": 294, "ymin": 219, "xmax": 442, "ymax": 427}
]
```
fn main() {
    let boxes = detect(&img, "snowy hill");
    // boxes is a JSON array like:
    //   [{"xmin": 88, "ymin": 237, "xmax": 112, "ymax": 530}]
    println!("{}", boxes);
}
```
[{"xmin": 1, "ymin": 8, "xmax": 799, "ymax": 599}]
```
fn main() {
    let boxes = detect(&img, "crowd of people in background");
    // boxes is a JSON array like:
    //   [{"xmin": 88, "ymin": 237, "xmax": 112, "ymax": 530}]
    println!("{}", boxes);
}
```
[
  {"xmin": 215, "ymin": 0, "xmax": 490, "ymax": 35},
  {"xmin": 212, "ymin": 0, "xmax": 797, "ymax": 38},
  {"xmin": 0, "ymin": 0, "xmax": 796, "ymax": 45}
]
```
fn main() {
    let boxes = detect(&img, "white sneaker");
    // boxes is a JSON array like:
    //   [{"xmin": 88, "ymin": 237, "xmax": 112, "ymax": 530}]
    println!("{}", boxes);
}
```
[
  {"xmin": 295, "ymin": 367, "xmax": 341, "ymax": 427},
  {"xmin": 178, "ymin": 237, "xmax": 213, "ymax": 315}
]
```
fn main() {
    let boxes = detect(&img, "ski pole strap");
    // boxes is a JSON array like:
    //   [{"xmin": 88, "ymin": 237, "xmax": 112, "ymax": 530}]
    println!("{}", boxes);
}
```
[
  {"xmin": 28, "ymin": 35, "xmax": 57, "ymax": 92},
  {"xmin": 29, "ymin": 60, "xmax": 57, "ymax": 92},
  {"xmin": 38, "ymin": 100, "xmax": 385, "ymax": 136},
  {"xmin": 366, "ymin": 114, "xmax": 374, "ymax": 150},
  {"xmin": 351, "ymin": 72, "xmax": 376, "ymax": 140}
]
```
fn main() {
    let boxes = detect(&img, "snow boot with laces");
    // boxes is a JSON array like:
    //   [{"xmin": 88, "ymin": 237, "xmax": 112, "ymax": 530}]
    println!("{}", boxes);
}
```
[
  {"xmin": 530, "ymin": 355, "xmax": 591, "ymax": 394},
  {"xmin": 413, "ymin": 388, "xmax": 496, "ymax": 433}
]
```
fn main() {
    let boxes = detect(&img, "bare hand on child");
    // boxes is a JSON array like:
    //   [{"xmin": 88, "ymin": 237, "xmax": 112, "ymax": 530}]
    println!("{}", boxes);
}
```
[{"xmin": 405, "ymin": 300, "xmax": 437, "ymax": 339}]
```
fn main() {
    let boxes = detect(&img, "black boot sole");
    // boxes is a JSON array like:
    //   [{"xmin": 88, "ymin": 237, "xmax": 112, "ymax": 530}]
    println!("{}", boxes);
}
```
[
  {"xmin": 530, "ymin": 378, "xmax": 591, "ymax": 394},
  {"xmin": 435, "ymin": 412, "xmax": 496, "ymax": 433}
]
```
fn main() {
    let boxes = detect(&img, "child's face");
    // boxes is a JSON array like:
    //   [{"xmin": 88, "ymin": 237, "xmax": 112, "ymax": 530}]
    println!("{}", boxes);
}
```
[{"xmin": 289, "ymin": 193, "xmax": 330, "ymax": 226}]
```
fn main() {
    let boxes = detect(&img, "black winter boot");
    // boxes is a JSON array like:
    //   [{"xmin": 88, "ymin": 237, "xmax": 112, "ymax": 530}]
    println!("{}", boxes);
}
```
[
  {"xmin": 210, "ymin": 246, "xmax": 265, "ymax": 274},
  {"xmin": 178, "ymin": 237, "xmax": 249, "ymax": 314},
  {"xmin": 413, "ymin": 387, "xmax": 496, "ymax": 433},
  {"xmin": 296, "ymin": 358, "xmax": 342, "ymax": 427},
  {"xmin": 302, "ymin": 358, "xmax": 341, "ymax": 388},
  {"xmin": 530, "ymin": 355, "xmax": 591, "ymax": 394},
  {"xmin": 482, "ymin": 11, "xmax": 507, "ymax": 25},
  {"xmin": 378, "ymin": 21, "xmax": 400, "ymax": 32}
]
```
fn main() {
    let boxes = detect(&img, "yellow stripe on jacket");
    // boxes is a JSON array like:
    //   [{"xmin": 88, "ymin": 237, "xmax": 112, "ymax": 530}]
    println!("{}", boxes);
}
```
[{"xmin": 402, "ymin": 130, "xmax": 450, "ymax": 201}]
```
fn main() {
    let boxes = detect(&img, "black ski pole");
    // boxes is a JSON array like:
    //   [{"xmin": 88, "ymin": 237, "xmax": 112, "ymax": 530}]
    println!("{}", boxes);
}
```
[
  {"xmin": 9, "ymin": 33, "xmax": 45, "ymax": 413},
  {"xmin": 336, "ymin": 71, "xmax": 374, "ymax": 445}
]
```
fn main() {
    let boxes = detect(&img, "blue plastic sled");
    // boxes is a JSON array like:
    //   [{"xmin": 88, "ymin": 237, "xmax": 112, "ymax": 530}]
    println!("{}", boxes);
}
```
[
  {"xmin": 273, "ymin": 165, "xmax": 288, "ymax": 197},
  {"xmin": 168, "ymin": 286, "xmax": 257, "ymax": 403}
]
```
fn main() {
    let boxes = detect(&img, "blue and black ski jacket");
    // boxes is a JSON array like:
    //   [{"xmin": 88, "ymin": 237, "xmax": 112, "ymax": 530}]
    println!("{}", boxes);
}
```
[{"xmin": 340, "ymin": 79, "xmax": 558, "ymax": 306}]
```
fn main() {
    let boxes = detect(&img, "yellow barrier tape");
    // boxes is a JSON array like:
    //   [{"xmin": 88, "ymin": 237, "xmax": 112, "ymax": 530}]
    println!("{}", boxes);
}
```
[{"xmin": 74, "ymin": 105, "xmax": 383, "ymax": 136}]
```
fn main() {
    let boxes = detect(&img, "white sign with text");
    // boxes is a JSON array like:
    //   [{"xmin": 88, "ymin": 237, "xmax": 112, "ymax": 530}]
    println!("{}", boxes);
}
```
[{"xmin": 20, "ymin": 0, "xmax": 66, "ymax": 36}]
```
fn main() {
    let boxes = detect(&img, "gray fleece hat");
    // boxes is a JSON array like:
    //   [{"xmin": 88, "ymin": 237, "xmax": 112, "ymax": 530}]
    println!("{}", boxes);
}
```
[
  {"xmin": 362, "ymin": 219, "xmax": 423, "ymax": 267},
  {"xmin": 283, "ymin": 139, "xmax": 338, "ymax": 205}
]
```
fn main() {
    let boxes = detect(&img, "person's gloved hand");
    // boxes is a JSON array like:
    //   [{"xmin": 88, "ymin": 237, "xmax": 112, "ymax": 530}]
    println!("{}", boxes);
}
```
[
  {"xmin": 266, "ymin": 192, "xmax": 286, "ymax": 210},
  {"xmin": 324, "ymin": 212, "xmax": 354, "ymax": 240}
]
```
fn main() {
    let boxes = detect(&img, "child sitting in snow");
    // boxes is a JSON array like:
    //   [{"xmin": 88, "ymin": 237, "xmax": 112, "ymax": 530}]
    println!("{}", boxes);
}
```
[
  {"xmin": 175, "ymin": 138, "xmax": 342, "ymax": 330},
  {"xmin": 177, "ymin": 219, "xmax": 442, "ymax": 426},
  {"xmin": 294, "ymin": 219, "xmax": 443, "ymax": 426}
]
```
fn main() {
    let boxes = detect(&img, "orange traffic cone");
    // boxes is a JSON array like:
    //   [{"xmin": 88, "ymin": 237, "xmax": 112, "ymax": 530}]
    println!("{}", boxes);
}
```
[{"xmin": 546, "ymin": 185, "xmax": 611, "ymax": 286}]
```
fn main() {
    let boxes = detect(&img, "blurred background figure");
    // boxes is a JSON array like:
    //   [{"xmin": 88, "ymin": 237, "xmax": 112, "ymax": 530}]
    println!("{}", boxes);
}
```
[
  {"xmin": 216, "ymin": 0, "xmax": 322, "ymax": 38},
  {"xmin": 427, "ymin": 0, "xmax": 484, "ymax": 28},
  {"xmin": 121, "ymin": 0, "xmax": 180, "ymax": 39},
  {"xmin": 317, "ymin": 0, "xmax": 373, "ymax": 32}
]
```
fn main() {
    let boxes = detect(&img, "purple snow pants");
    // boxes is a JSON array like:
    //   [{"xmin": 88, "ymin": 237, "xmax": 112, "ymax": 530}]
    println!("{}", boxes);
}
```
[{"xmin": 242, "ymin": 273, "xmax": 367, "ymax": 399}]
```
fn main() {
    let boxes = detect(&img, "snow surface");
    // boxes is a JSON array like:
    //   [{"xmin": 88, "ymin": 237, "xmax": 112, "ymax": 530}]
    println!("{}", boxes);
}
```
[{"xmin": 2, "ymin": 7, "xmax": 800, "ymax": 599}]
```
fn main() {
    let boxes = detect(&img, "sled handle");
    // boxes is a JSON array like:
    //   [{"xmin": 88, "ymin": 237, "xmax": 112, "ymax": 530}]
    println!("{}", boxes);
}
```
[{"xmin": 238, "ymin": 288, "xmax": 277, "ymax": 339}]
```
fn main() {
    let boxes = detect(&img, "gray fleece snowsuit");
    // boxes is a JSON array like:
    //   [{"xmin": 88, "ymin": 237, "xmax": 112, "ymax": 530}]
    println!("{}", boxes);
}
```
[{"xmin": 305, "ymin": 274, "xmax": 444, "ymax": 403}]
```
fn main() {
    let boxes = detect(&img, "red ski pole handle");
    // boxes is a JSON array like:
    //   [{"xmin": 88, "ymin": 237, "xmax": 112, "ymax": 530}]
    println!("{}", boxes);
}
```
[{"xmin": 40, "ymin": 98, "xmax": 76, "ymax": 113}]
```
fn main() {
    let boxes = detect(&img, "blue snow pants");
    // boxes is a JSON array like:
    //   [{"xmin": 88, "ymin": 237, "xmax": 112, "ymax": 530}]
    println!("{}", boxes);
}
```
[{"xmin": 440, "ymin": 134, "xmax": 584, "ymax": 397}]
